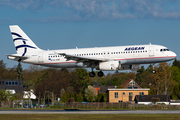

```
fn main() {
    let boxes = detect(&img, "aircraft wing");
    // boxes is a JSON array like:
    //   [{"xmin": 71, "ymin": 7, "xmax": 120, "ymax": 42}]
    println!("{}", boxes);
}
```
[{"xmin": 57, "ymin": 53, "xmax": 112, "ymax": 62}]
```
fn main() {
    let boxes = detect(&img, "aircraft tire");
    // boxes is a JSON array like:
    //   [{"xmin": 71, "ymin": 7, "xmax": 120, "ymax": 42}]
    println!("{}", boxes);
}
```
[
  {"xmin": 97, "ymin": 71, "xmax": 104, "ymax": 77},
  {"xmin": 89, "ymin": 71, "xmax": 95, "ymax": 77}
]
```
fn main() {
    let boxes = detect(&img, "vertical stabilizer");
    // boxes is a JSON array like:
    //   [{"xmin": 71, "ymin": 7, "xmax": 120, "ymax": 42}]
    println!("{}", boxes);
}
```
[{"xmin": 9, "ymin": 25, "xmax": 42, "ymax": 56}]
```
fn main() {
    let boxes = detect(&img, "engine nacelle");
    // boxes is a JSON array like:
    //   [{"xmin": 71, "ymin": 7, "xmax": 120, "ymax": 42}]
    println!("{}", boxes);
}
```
[{"xmin": 96, "ymin": 61, "xmax": 121, "ymax": 71}]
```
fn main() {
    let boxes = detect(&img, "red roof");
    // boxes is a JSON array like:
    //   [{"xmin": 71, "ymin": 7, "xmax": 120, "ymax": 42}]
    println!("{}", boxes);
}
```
[
  {"xmin": 120, "ymin": 79, "xmax": 132, "ymax": 88},
  {"xmin": 120, "ymin": 79, "xmax": 142, "ymax": 89},
  {"xmin": 94, "ymin": 87, "xmax": 100, "ymax": 93}
]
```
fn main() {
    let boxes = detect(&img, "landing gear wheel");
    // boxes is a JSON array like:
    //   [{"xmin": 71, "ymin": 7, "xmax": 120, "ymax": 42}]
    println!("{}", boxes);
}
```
[
  {"xmin": 97, "ymin": 71, "xmax": 104, "ymax": 77},
  {"xmin": 153, "ymin": 70, "xmax": 156, "ymax": 74},
  {"xmin": 89, "ymin": 71, "xmax": 95, "ymax": 77}
]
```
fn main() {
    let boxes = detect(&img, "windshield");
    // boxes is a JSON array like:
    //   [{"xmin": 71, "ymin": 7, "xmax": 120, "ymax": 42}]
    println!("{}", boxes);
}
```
[{"xmin": 160, "ymin": 49, "xmax": 169, "ymax": 52}]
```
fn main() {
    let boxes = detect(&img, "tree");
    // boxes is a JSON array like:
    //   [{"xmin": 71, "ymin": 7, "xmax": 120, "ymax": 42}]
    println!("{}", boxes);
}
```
[
  {"xmin": 0, "ymin": 90, "xmax": 7, "ymax": 102},
  {"xmin": 151, "ymin": 97, "xmax": 160, "ymax": 104},
  {"xmin": 76, "ymin": 93, "xmax": 83, "ymax": 102},
  {"xmin": 84, "ymin": 85, "xmax": 97, "ymax": 102},
  {"xmin": 172, "ymin": 59, "xmax": 180, "ymax": 68},
  {"xmin": 96, "ymin": 93, "xmax": 107, "ymax": 102},
  {"xmin": 153, "ymin": 62, "xmax": 175, "ymax": 95},
  {"xmin": 0, "ymin": 60, "xmax": 17, "ymax": 79},
  {"xmin": 61, "ymin": 92, "xmax": 69, "ymax": 102},
  {"xmin": 16, "ymin": 62, "xmax": 24, "ymax": 80},
  {"xmin": 111, "ymin": 76, "xmax": 119, "ymax": 86}
]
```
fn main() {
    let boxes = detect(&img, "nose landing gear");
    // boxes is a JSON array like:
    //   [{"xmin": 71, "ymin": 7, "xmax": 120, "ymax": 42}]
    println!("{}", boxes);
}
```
[{"xmin": 152, "ymin": 64, "xmax": 156, "ymax": 74}]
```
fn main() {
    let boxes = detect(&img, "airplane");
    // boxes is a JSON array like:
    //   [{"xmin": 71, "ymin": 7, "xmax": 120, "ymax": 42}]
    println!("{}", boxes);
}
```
[{"xmin": 7, "ymin": 25, "xmax": 177, "ymax": 77}]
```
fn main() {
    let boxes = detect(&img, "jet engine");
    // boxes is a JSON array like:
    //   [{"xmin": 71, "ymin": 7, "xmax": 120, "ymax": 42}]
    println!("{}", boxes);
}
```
[{"xmin": 96, "ymin": 61, "xmax": 121, "ymax": 71}]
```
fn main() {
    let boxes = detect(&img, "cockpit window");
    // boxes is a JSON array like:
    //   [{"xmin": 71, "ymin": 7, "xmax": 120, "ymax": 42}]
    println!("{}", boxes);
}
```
[{"xmin": 160, "ymin": 49, "xmax": 169, "ymax": 52}]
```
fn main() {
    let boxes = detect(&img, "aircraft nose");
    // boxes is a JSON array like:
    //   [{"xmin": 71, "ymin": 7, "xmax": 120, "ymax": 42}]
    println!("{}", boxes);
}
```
[{"xmin": 171, "ymin": 51, "xmax": 177, "ymax": 59}]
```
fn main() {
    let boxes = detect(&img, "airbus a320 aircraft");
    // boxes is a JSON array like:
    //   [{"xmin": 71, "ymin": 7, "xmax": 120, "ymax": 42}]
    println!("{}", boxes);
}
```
[{"xmin": 7, "ymin": 25, "xmax": 177, "ymax": 77}]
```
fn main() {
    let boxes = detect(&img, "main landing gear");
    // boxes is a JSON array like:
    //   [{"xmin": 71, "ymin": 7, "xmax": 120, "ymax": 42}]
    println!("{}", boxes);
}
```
[{"xmin": 89, "ymin": 70, "xmax": 104, "ymax": 77}]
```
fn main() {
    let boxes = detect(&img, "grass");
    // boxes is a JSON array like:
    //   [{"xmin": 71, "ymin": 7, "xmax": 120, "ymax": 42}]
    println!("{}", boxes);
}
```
[{"xmin": 0, "ymin": 114, "xmax": 180, "ymax": 120}]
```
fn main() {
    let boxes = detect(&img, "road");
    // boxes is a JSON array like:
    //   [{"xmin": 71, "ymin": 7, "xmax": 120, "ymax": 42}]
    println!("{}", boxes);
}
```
[{"xmin": 1, "ymin": 110, "xmax": 180, "ymax": 114}]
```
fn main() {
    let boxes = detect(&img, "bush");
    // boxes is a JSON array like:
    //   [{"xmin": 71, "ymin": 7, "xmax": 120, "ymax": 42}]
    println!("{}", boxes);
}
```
[{"xmin": 151, "ymin": 97, "xmax": 160, "ymax": 104}]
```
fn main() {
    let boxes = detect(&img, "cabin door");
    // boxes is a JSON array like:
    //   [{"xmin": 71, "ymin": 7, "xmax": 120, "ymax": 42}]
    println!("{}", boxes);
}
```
[
  {"xmin": 149, "ymin": 46, "xmax": 154, "ymax": 57},
  {"xmin": 38, "ymin": 52, "xmax": 43, "ymax": 63}
]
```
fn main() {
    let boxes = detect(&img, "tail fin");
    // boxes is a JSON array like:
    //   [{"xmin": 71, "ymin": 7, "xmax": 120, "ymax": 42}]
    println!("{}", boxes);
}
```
[{"xmin": 9, "ymin": 25, "xmax": 42, "ymax": 56}]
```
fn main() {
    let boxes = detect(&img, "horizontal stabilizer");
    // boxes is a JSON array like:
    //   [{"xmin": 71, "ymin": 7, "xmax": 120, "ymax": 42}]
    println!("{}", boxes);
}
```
[{"xmin": 6, "ymin": 54, "xmax": 28, "ymax": 61}]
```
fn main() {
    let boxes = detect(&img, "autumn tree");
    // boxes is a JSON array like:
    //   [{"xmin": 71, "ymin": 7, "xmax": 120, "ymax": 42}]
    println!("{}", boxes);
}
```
[
  {"xmin": 84, "ymin": 85, "xmax": 97, "ymax": 102},
  {"xmin": 153, "ymin": 62, "xmax": 175, "ymax": 95}
]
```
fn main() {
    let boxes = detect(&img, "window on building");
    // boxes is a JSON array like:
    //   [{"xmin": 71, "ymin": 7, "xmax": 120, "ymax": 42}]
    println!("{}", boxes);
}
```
[
  {"xmin": 2, "ymin": 81, "xmax": 4, "ymax": 85},
  {"xmin": 123, "ymin": 92, "xmax": 125, "ymax": 95},
  {"xmin": 12, "ymin": 81, "xmax": 14, "ymax": 85},
  {"xmin": 130, "ymin": 81, "xmax": 135, "ymax": 88},
  {"xmin": 15, "ymin": 81, "xmax": 18, "ymax": 85},
  {"xmin": 139, "ymin": 92, "xmax": 144, "ymax": 95},
  {"xmin": 0, "ymin": 81, "xmax": 1, "ymax": 85},
  {"xmin": 19, "ymin": 82, "xmax": 22, "ymax": 86},
  {"xmin": 9, "ymin": 81, "xmax": 11, "ymax": 85},
  {"xmin": 115, "ymin": 92, "xmax": 118, "ymax": 98},
  {"xmin": 129, "ymin": 92, "xmax": 133, "ymax": 96},
  {"xmin": 5, "ymin": 81, "xmax": 8, "ymax": 85}
]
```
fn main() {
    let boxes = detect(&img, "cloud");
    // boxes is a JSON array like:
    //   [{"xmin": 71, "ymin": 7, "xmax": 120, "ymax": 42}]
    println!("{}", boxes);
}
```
[{"xmin": 1, "ymin": 0, "xmax": 180, "ymax": 22}]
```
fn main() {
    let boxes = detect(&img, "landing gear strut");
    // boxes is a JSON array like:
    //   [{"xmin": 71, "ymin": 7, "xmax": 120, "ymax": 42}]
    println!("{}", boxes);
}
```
[{"xmin": 152, "ymin": 64, "xmax": 156, "ymax": 74}]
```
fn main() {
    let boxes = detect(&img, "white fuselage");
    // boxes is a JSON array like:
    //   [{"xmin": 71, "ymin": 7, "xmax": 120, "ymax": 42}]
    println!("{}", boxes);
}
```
[{"xmin": 11, "ymin": 44, "xmax": 176, "ymax": 70}]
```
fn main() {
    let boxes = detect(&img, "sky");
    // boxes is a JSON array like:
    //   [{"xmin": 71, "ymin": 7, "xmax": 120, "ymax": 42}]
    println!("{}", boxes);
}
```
[{"xmin": 1, "ymin": 0, "xmax": 180, "ymax": 71}]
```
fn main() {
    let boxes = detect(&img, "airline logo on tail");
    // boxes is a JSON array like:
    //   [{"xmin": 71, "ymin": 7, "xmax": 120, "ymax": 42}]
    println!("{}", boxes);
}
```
[{"xmin": 11, "ymin": 32, "xmax": 37, "ymax": 56}]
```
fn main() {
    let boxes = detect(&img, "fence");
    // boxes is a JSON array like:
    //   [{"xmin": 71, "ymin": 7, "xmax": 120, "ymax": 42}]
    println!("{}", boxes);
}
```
[
  {"xmin": 1, "ymin": 101, "xmax": 180, "ymax": 110},
  {"xmin": 51, "ymin": 102, "xmax": 180, "ymax": 110}
]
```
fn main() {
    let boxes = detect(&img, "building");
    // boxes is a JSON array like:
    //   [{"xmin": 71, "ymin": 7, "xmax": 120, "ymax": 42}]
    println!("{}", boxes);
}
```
[
  {"xmin": 0, "ymin": 79, "xmax": 23, "ymax": 93},
  {"xmin": 107, "ymin": 79, "xmax": 150, "ymax": 103},
  {"xmin": 134, "ymin": 95, "xmax": 170, "ymax": 105}
]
